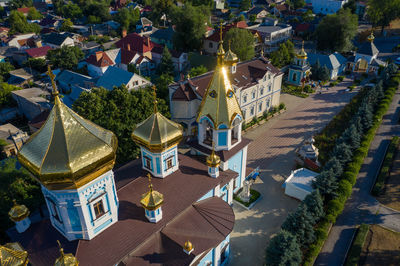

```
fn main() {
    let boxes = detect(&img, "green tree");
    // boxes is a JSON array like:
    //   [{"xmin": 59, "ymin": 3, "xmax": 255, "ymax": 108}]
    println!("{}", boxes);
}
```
[
  {"xmin": 9, "ymin": 0, "xmax": 33, "ymax": 10},
  {"xmin": 358, "ymin": 101, "xmax": 374, "ymax": 130},
  {"xmin": 340, "ymin": 124, "xmax": 361, "ymax": 150},
  {"xmin": 0, "ymin": 158, "xmax": 43, "ymax": 238},
  {"xmin": 189, "ymin": 65, "xmax": 208, "ymax": 77},
  {"xmin": 0, "ymin": 83, "xmax": 20, "ymax": 108},
  {"xmin": 367, "ymin": 0, "xmax": 400, "ymax": 34},
  {"xmin": 113, "ymin": 7, "xmax": 140, "ymax": 32},
  {"xmin": 265, "ymin": 230, "xmax": 302, "ymax": 266},
  {"xmin": 311, "ymin": 59, "xmax": 321, "ymax": 80},
  {"xmin": 315, "ymin": 8, "xmax": 358, "ymax": 52},
  {"xmin": 302, "ymin": 9, "xmax": 314, "ymax": 22},
  {"xmin": 171, "ymin": 4, "xmax": 210, "ymax": 51},
  {"xmin": 240, "ymin": 0, "xmax": 252, "ymax": 11},
  {"xmin": 323, "ymin": 157, "xmax": 343, "ymax": 177},
  {"xmin": 287, "ymin": 0, "xmax": 305, "ymax": 9},
  {"xmin": 73, "ymin": 86, "xmax": 170, "ymax": 164},
  {"xmin": 87, "ymin": 15, "xmax": 101, "ymax": 24},
  {"xmin": 343, "ymin": 0, "xmax": 357, "ymax": 13},
  {"xmin": 155, "ymin": 73, "xmax": 174, "ymax": 101},
  {"xmin": 320, "ymin": 65, "xmax": 331, "ymax": 81},
  {"xmin": 303, "ymin": 190, "xmax": 324, "ymax": 224},
  {"xmin": 27, "ymin": 7, "xmax": 43, "ymax": 20},
  {"xmin": 59, "ymin": 18, "xmax": 73, "ymax": 32},
  {"xmin": 23, "ymin": 58, "xmax": 47, "ymax": 73},
  {"xmin": 313, "ymin": 169, "xmax": 338, "ymax": 199},
  {"xmin": 46, "ymin": 46, "xmax": 84, "ymax": 70},
  {"xmin": 224, "ymin": 28, "xmax": 255, "ymax": 61},
  {"xmin": 8, "ymin": 10, "xmax": 41, "ymax": 34},
  {"xmin": 249, "ymin": 14, "xmax": 257, "ymax": 23},
  {"xmin": 83, "ymin": 1, "xmax": 111, "ymax": 23},
  {"xmin": 281, "ymin": 204, "xmax": 315, "ymax": 247},
  {"xmin": 128, "ymin": 64, "xmax": 139, "ymax": 74},
  {"xmin": 332, "ymin": 142, "xmax": 353, "ymax": 165},
  {"xmin": 158, "ymin": 46, "xmax": 174, "ymax": 76},
  {"xmin": 61, "ymin": 3, "xmax": 83, "ymax": 20},
  {"xmin": 270, "ymin": 40, "xmax": 295, "ymax": 68},
  {"xmin": 0, "ymin": 62, "xmax": 15, "ymax": 81}
]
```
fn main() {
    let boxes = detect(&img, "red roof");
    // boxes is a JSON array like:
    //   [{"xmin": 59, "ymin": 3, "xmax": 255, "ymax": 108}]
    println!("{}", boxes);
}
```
[
  {"xmin": 25, "ymin": 46, "xmax": 52, "ymax": 58},
  {"xmin": 86, "ymin": 51, "xmax": 114, "ymax": 67},
  {"xmin": 206, "ymin": 22, "xmax": 248, "ymax": 42},
  {"xmin": 17, "ymin": 7, "xmax": 30, "ymax": 14},
  {"xmin": 115, "ymin": 33, "xmax": 161, "ymax": 54},
  {"xmin": 295, "ymin": 23, "xmax": 311, "ymax": 32},
  {"xmin": 120, "ymin": 48, "xmax": 137, "ymax": 65}
]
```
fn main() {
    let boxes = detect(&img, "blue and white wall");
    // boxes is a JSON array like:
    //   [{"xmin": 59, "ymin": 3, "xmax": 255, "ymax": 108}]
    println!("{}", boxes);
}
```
[
  {"xmin": 41, "ymin": 170, "xmax": 119, "ymax": 241},
  {"xmin": 195, "ymin": 234, "xmax": 231, "ymax": 266},
  {"xmin": 140, "ymin": 145, "xmax": 179, "ymax": 178}
]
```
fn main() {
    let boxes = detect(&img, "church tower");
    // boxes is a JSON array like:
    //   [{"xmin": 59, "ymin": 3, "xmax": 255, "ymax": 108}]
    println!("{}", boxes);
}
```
[
  {"xmin": 288, "ymin": 41, "xmax": 311, "ymax": 86},
  {"xmin": 17, "ymin": 66, "xmax": 119, "ymax": 241},
  {"xmin": 140, "ymin": 173, "xmax": 164, "ymax": 223},
  {"xmin": 132, "ymin": 86, "xmax": 183, "ymax": 178},
  {"xmin": 196, "ymin": 25, "xmax": 243, "ymax": 152}
]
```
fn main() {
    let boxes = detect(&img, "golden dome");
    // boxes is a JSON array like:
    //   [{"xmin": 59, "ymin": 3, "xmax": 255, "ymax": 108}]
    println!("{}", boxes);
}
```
[
  {"xmin": 183, "ymin": 240, "xmax": 193, "ymax": 252},
  {"xmin": 297, "ymin": 41, "xmax": 307, "ymax": 59},
  {"xmin": 368, "ymin": 32, "xmax": 375, "ymax": 42},
  {"xmin": 0, "ymin": 242, "xmax": 29, "ymax": 266},
  {"xmin": 132, "ymin": 86, "xmax": 183, "ymax": 152},
  {"xmin": 8, "ymin": 200, "xmax": 30, "ymax": 223},
  {"xmin": 17, "ymin": 67, "xmax": 118, "ymax": 191},
  {"xmin": 224, "ymin": 45, "xmax": 238, "ymax": 64},
  {"xmin": 206, "ymin": 149, "xmax": 220, "ymax": 167},
  {"xmin": 54, "ymin": 241, "xmax": 78, "ymax": 266},
  {"xmin": 140, "ymin": 173, "xmax": 164, "ymax": 211}
]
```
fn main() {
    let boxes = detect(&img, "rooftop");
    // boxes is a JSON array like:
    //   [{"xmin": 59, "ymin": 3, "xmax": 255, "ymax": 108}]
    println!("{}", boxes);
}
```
[{"xmin": 284, "ymin": 168, "xmax": 318, "ymax": 192}]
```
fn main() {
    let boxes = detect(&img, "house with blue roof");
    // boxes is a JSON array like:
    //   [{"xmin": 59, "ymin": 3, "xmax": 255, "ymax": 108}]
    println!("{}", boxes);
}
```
[
  {"xmin": 96, "ymin": 66, "xmax": 151, "ymax": 91},
  {"xmin": 307, "ymin": 52, "xmax": 347, "ymax": 80},
  {"xmin": 151, "ymin": 27, "xmax": 175, "ymax": 50},
  {"xmin": 56, "ymin": 70, "xmax": 95, "ymax": 107}
]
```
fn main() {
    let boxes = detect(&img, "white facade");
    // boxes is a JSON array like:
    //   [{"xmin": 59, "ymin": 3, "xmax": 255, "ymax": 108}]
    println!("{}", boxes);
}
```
[
  {"xmin": 7, "ymin": 33, "xmax": 36, "ymax": 49},
  {"xmin": 41, "ymin": 170, "xmax": 119, "ymax": 241},
  {"xmin": 43, "ymin": 37, "xmax": 74, "ymax": 49},
  {"xmin": 306, "ymin": 0, "xmax": 348, "ymax": 15}
]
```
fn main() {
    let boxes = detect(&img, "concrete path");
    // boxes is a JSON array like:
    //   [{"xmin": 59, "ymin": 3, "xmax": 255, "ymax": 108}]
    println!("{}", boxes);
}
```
[
  {"xmin": 229, "ymin": 79, "xmax": 358, "ymax": 266},
  {"xmin": 315, "ymin": 90, "xmax": 400, "ymax": 266}
]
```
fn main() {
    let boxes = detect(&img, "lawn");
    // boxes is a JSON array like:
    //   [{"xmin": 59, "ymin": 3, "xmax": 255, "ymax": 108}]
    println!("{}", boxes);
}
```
[{"xmin": 359, "ymin": 225, "xmax": 400, "ymax": 266}]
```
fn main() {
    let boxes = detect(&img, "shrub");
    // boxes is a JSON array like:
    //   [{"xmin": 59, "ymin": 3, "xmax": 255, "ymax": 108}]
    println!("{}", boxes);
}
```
[
  {"xmin": 337, "ymin": 76, "xmax": 344, "ymax": 82},
  {"xmin": 344, "ymin": 224, "xmax": 370, "ymax": 266},
  {"xmin": 266, "ymin": 230, "xmax": 302, "ymax": 266},
  {"xmin": 279, "ymin": 102, "xmax": 286, "ymax": 110},
  {"xmin": 337, "ymin": 179, "xmax": 352, "ymax": 202}
]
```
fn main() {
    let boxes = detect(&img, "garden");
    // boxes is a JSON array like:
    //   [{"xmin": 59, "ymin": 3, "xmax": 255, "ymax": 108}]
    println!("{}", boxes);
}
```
[{"xmin": 265, "ymin": 63, "xmax": 400, "ymax": 265}]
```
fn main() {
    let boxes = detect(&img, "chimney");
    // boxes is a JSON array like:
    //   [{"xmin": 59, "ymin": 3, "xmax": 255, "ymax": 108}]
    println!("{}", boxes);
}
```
[
  {"xmin": 127, "ymin": 43, "xmax": 131, "ymax": 51},
  {"xmin": 122, "ymin": 29, "xmax": 127, "ymax": 38},
  {"xmin": 95, "ymin": 51, "xmax": 102, "ymax": 61},
  {"xmin": 146, "ymin": 37, "xmax": 150, "ymax": 47}
]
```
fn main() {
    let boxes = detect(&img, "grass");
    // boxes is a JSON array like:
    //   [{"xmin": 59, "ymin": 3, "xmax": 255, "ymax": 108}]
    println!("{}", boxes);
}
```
[
  {"xmin": 282, "ymin": 83, "xmax": 311, "ymax": 98},
  {"xmin": 344, "ymin": 224, "xmax": 370, "ymax": 266},
  {"xmin": 234, "ymin": 189, "xmax": 261, "ymax": 207},
  {"xmin": 360, "ymin": 225, "xmax": 400, "ymax": 265},
  {"xmin": 372, "ymin": 136, "xmax": 399, "ymax": 196}
]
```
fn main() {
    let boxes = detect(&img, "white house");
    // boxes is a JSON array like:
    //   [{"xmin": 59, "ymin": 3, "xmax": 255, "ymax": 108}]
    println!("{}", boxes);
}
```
[
  {"xmin": 306, "ymin": 0, "xmax": 348, "ymax": 15},
  {"xmin": 7, "ymin": 33, "xmax": 36, "ymax": 49},
  {"xmin": 96, "ymin": 66, "xmax": 151, "ymax": 91},
  {"xmin": 284, "ymin": 168, "xmax": 318, "ymax": 201},
  {"xmin": 41, "ymin": 32, "xmax": 74, "ymax": 48}
]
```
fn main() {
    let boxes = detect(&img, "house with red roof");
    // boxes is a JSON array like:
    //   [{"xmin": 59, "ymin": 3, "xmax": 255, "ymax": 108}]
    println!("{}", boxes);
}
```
[
  {"xmin": 86, "ymin": 51, "xmax": 115, "ymax": 77},
  {"xmin": 115, "ymin": 33, "xmax": 160, "ymax": 60},
  {"xmin": 17, "ymin": 7, "xmax": 30, "ymax": 16}
]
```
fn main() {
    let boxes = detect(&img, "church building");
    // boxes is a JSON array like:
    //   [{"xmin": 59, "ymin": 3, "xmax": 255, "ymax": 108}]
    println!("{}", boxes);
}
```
[
  {"xmin": 5, "ymin": 34, "xmax": 253, "ymax": 265},
  {"xmin": 287, "ymin": 41, "xmax": 311, "ymax": 86}
]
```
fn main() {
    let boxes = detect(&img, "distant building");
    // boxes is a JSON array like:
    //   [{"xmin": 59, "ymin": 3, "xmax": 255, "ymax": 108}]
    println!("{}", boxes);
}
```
[
  {"xmin": 287, "ymin": 43, "xmax": 311, "ymax": 86},
  {"xmin": 96, "ymin": 66, "xmax": 151, "ymax": 91},
  {"xmin": 308, "ymin": 52, "xmax": 347, "ymax": 80},
  {"xmin": 5, "ymin": 33, "xmax": 36, "ymax": 49},
  {"xmin": 150, "ymin": 26, "xmax": 175, "ymax": 50},
  {"xmin": 248, "ymin": 22, "xmax": 292, "ymax": 52},
  {"xmin": 12, "ymin": 46, "xmax": 52, "ymax": 65},
  {"xmin": 11, "ymin": 87, "xmax": 51, "ymax": 120},
  {"xmin": 86, "ymin": 51, "xmax": 115, "ymax": 77},
  {"xmin": 284, "ymin": 168, "xmax": 318, "ymax": 200},
  {"xmin": 247, "ymin": 6, "xmax": 269, "ymax": 19},
  {"xmin": 41, "ymin": 32, "xmax": 74, "ymax": 48},
  {"xmin": 8, "ymin": 68, "xmax": 38, "ymax": 86},
  {"xmin": 305, "ymin": 0, "xmax": 348, "ymax": 15},
  {"xmin": 0, "ymin": 123, "xmax": 29, "ymax": 157}
]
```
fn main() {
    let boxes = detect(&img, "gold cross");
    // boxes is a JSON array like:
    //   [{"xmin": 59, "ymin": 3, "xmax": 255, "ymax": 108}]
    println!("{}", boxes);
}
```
[
  {"xmin": 147, "ymin": 173, "xmax": 153, "ymax": 191},
  {"xmin": 152, "ymin": 85, "xmax": 158, "ymax": 113},
  {"xmin": 47, "ymin": 65, "xmax": 59, "ymax": 96},
  {"xmin": 219, "ymin": 22, "xmax": 223, "ymax": 43}
]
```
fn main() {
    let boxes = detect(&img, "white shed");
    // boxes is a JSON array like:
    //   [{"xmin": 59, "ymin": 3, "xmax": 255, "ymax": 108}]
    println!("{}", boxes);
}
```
[{"xmin": 283, "ymin": 168, "xmax": 318, "ymax": 201}]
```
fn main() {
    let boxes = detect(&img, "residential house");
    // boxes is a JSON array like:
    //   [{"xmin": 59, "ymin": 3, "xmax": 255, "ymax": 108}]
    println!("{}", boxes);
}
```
[
  {"xmin": 150, "ymin": 26, "xmax": 175, "ymax": 50},
  {"xmin": 56, "ymin": 70, "xmax": 95, "ymax": 107},
  {"xmin": 0, "ymin": 123, "xmax": 29, "ymax": 157},
  {"xmin": 226, "ymin": 0, "xmax": 254, "ymax": 8},
  {"xmin": 96, "ymin": 66, "xmax": 151, "ymax": 91},
  {"xmin": 11, "ymin": 87, "xmax": 51, "ymax": 120},
  {"xmin": 136, "ymin": 17, "xmax": 154, "ymax": 36},
  {"xmin": 39, "ymin": 17, "xmax": 62, "ymax": 29},
  {"xmin": 247, "ymin": 6, "xmax": 269, "ymax": 19},
  {"xmin": 308, "ymin": 52, "xmax": 347, "ymax": 80},
  {"xmin": 248, "ymin": 23, "xmax": 292, "ymax": 52},
  {"xmin": 17, "ymin": 7, "xmax": 30, "ymax": 16},
  {"xmin": 152, "ymin": 47, "xmax": 188, "ymax": 73},
  {"xmin": 41, "ymin": 32, "xmax": 74, "ymax": 48},
  {"xmin": 115, "ymin": 33, "xmax": 160, "ymax": 60},
  {"xmin": 8, "ymin": 68, "xmax": 38, "ymax": 86},
  {"xmin": 169, "ymin": 56, "xmax": 283, "ymax": 135},
  {"xmin": 12, "ymin": 46, "xmax": 51, "ymax": 66},
  {"xmin": 272, "ymin": 4, "xmax": 287, "ymax": 17},
  {"xmin": 28, "ymin": 109, "xmax": 50, "ymax": 133},
  {"xmin": 78, "ymin": 41, "xmax": 101, "ymax": 56},
  {"xmin": 294, "ymin": 23, "xmax": 312, "ymax": 37},
  {"xmin": 6, "ymin": 33, "xmax": 36, "ymax": 49},
  {"xmin": 305, "ymin": 0, "xmax": 348, "ymax": 15},
  {"xmin": 86, "ymin": 51, "xmax": 115, "ymax": 77},
  {"xmin": 203, "ymin": 21, "xmax": 248, "ymax": 55}
]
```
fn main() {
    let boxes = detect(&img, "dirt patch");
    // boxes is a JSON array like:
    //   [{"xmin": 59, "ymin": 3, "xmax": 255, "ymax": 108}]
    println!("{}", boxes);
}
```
[
  {"xmin": 378, "ymin": 146, "xmax": 400, "ymax": 211},
  {"xmin": 359, "ymin": 225, "xmax": 400, "ymax": 266}
]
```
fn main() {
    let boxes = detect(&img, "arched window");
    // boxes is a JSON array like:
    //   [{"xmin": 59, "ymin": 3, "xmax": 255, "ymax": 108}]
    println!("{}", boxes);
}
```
[
  {"xmin": 292, "ymin": 73, "xmax": 297, "ymax": 82},
  {"xmin": 231, "ymin": 116, "xmax": 241, "ymax": 144}
]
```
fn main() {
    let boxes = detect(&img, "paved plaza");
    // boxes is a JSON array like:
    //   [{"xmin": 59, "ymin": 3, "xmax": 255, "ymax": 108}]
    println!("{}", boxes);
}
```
[{"xmin": 229, "ymin": 80, "xmax": 357, "ymax": 266}]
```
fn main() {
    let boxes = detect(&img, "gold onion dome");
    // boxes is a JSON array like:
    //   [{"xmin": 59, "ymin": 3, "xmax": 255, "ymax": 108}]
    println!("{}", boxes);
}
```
[
  {"xmin": 54, "ymin": 241, "xmax": 78, "ymax": 266},
  {"xmin": 0, "ymin": 242, "xmax": 29, "ymax": 266},
  {"xmin": 140, "ymin": 173, "xmax": 164, "ymax": 211},
  {"xmin": 297, "ymin": 40, "xmax": 307, "ymax": 59},
  {"xmin": 206, "ymin": 149, "xmax": 220, "ymax": 167},
  {"xmin": 132, "ymin": 86, "xmax": 183, "ymax": 152},
  {"xmin": 224, "ymin": 42, "xmax": 238, "ymax": 64},
  {"xmin": 183, "ymin": 240, "xmax": 193, "ymax": 252},
  {"xmin": 17, "ymin": 67, "xmax": 117, "ymax": 190},
  {"xmin": 368, "ymin": 32, "xmax": 375, "ymax": 42},
  {"xmin": 8, "ymin": 200, "xmax": 30, "ymax": 223}
]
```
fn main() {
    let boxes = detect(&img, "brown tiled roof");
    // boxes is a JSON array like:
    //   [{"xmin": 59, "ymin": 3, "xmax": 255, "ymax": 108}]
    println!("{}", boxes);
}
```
[
  {"xmin": 187, "ymin": 138, "xmax": 252, "ymax": 162},
  {"xmin": 86, "ymin": 51, "xmax": 114, "ymax": 67},
  {"xmin": 171, "ymin": 83, "xmax": 198, "ymax": 101},
  {"xmin": 115, "ymin": 33, "xmax": 161, "ymax": 54},
  {"xmin": 120, "ymin": 48, "xmax": 137, "ymax": 65},
  {"xmin": 75, "ymin": 154, "xmax": 236, "ymax": 265},
  {"xmin": 172, "ymin": 58, "xmax": 281, "ymax": 101}
]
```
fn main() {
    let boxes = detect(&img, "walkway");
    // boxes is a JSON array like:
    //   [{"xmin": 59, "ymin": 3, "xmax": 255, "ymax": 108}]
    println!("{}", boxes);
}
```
[
  {"xmin": 229, "ymin": 79, "xmax": 357, "ymax": 266},
  {"xmin": 315, "ymin": 90, "xmax": 400, "ymax": 266}
]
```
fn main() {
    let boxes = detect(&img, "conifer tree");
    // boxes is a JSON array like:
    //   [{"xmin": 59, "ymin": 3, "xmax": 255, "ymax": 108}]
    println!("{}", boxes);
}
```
[
  {"xmin": 265, "ymin": 230, "xmax": 302, "ymax": 266},
  {"xmin": 332, "ymin": 142, "xmax": 353, "ymax": 165},
  {"xmin": 341, "ymin": 124, "xmax": 361, "ymax": 150},
  {"xmin": 322, "ymin": 157, "xmax": 343, "ymax": 177},
  {"xmin": 313, "ymin": 169, "xmax": 338, "ymax": 199},
  {"xmin": 158, "ymin": 46, "xmax": 174, "ymax": 76},
  {"xmin": 358, "ymin": 102, "xmax": 373, "ymax": 130},
  {"xmin": 320, "ymin": 65, "xmax": 331, "ymax": 81},
  {"xmin": 303, "ymin": 190, "xmax": 324, "ymax": 224}
]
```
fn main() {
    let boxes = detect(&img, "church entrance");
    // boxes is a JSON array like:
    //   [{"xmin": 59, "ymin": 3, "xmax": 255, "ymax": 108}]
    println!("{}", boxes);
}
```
[{"xmin": 355, "ymin": 58, "xmax": 368, "ymax": 72}]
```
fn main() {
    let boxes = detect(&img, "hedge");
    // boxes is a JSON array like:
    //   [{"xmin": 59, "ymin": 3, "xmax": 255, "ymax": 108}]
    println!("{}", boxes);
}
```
[
  {"xmin": 302, "ymin": 72, "xmax": 399, "ymax": 265},
  {"xmin": 371, "ymin": 136, "xmax": 399, "ymax": 196},
  {"xmin": 344, "ymin": 224, "xmax": 370, "ymax": 266}
]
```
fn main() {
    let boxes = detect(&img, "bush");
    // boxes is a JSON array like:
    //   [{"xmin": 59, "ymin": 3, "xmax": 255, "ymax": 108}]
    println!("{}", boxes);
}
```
[
  {"xmin": 337, "ymin": 76, "xmax": 344, "ymax": 82},
  {"xmin": 279, "ymin": 102, "xmax": 286, "ymax": 110},
  {"xmin": 344, "ymin": 224, "xmax": 370, "ymax": 266},
  {"xmin": 372, "ymin": 136, "xmax": 399, "ymax": 196}
]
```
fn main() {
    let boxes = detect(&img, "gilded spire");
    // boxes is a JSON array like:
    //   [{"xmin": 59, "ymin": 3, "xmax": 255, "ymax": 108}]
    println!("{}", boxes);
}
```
[
  {"xmin": 297, "ymin": 40, "xmax": 307, "ymax": 59},
  {"xmin": 217, "ymin": 22, "xmax": 225, "ymax": 65},
  {"xmin": 152, "ymin": 85, "xmax": 158, "ymax": 113},
  {"xmin": 0, "ymin": 242, "xmax": 29, "ymax": 266},
  {"xmin": 47, "ymin": 65, "xmax": 59, "ymax": 98},
  {"xmin": 206, "ymin": 142, "xmax": 220, "ymax": 167},
  {"xmin": 55, "ymin": 240, "xmax": 78, "ymax": 266},
  {"xmin": 140, "ymin": 173, "xmax": 164, "ymax": 210},
  {"xmin": 224, "ymin": 40, "xmax": 238, "ymax": 64}
]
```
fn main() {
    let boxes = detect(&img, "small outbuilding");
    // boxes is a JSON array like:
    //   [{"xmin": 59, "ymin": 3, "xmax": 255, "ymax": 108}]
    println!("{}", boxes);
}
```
[{"xmin": 283, "ymin": 168, "xmax": 318, "ymax": 200}]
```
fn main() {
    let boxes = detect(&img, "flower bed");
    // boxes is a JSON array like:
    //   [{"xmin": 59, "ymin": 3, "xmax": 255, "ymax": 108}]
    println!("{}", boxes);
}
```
[{"xmin": 234, "ymin": 189, "xmax": 261, "ymax": 207}]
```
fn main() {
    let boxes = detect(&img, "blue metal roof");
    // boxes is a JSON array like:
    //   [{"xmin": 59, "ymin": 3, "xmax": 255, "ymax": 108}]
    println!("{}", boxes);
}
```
[{"xmin": 96, "ymin": 66, "xmax": 134, "ymax": 90}]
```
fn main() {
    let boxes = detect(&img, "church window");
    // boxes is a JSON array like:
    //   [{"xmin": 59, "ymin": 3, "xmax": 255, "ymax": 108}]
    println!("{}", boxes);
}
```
[
  {"xmin": 252, "ymin": 91, "xmax": 256, "ymax": 99},
  {"xmin": 268, "ymin": 84, "xmax": 272, "ymax": 92},
  {"xmin": 93, "ymin": 200, "xmax": 105, "ymax": 219},
  {"xmin": 209, "ymin": 90, "xmax": 217, "ymax": 98},
  {"xmin": 250, "ymin": 107, "xmax": 254, "ymax": 116},
  {"xmin": 166, "ymin": 157, "xmax": 173, "ymax": 170},
  {"xmin": 227, "ymin": 90, "xmax": 234, "ymax": 98},
  {"xmin": 48, "ymin": 198, "xmax": 62, "ymax": 223},
  {"xmin": 220, "ymin": 244, "xmax": 228, "ymax": 263},
  {"xmin": 266, "ymin": 98, "xmax": 271, "ymax": 108},
  {"xmin": 144, "ymin": 156, "xmax": 152, "ymax": 170},
  {"xmin": 209, "ymin": 42, "xmax": 213, "ymax": 48},
  {"xmin": 243, "ymin": 94, "xmax": 247, "ymax": 103},
  {"xmin": 259, "ymin": 102, "xmax": 263, "ymax": 112},
  {"xmin": 260, "ymin": 88, "xmax": 264, "ymax": 95},
  {"xmin": 293, "ymin": 73, "xmax": 297, "ymax": 82}
]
